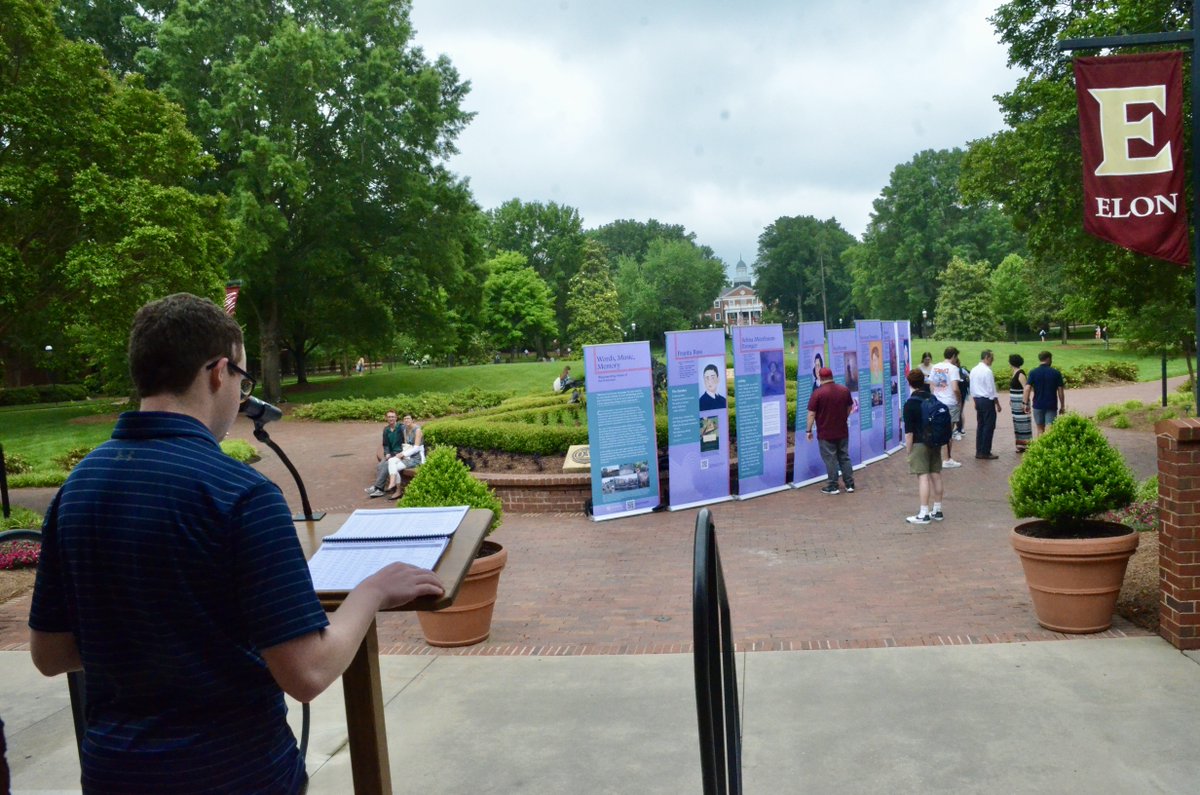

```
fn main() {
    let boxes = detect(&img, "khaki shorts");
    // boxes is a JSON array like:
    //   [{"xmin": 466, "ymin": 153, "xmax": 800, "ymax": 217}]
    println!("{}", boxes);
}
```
[
  {"xmin": 908, "ymin": 443, "xmax": 943, "ymax": 475},
  {"xmin": 947, "ymin": 403, "xmax": 962, "ymax": 423}
]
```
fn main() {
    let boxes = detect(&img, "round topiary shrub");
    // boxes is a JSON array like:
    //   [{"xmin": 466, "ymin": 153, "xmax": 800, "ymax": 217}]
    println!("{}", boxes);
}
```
[
  {"xmin": 1009, "ymin": 413, "xmax": 1136, "ymax": 533},
  {"xmin": 398, "ymin": 446, "xmax": 503, "ymax": 535}
]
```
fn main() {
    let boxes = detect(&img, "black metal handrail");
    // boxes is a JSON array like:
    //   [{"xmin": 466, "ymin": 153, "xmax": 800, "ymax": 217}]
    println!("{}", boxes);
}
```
[{"xmin": 692, "ymin": 507, "xmax": 742, "ymax": 795}]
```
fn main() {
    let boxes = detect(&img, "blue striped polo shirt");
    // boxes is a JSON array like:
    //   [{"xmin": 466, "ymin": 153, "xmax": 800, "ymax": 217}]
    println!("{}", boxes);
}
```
[{"xmin": 30, "ymin": 412, "xmax": 329, "ymax": 793}]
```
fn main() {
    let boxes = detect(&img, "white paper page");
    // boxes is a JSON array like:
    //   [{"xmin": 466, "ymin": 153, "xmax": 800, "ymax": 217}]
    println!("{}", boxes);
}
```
[
  {"xmin": 326, "ymin": 506, "xmax": 469, "ymax": 541},
  {"xmin": 308, "ymin": 538, "xmax": 449, "ymax": 591}
]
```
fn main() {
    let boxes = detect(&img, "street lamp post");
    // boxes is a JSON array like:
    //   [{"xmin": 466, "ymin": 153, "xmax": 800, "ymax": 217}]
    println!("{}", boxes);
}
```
[
  {"xmin": 631, "ymin": 321, "xmax": 637, "ymax": 340},
  {"xmin": 921, "ymin": 309, "xmax": 927, "ymax": 339},
  {"xmin": 44, "ymin": 345, "xmax": 55, "ymax": 404}
]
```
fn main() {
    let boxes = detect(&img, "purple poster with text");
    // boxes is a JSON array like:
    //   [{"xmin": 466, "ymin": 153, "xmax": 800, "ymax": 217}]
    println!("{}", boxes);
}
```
[
  {"xmin": 732, "ymin": 324, "xmax": 788, "ymax": 499},
  {"xmin": 666, "ymin": 329, "xmax": 732, "ymax": 510},
  {"xmin": 896, "ymin": 321, "xmax": 913, "ymax": 438},
  {"xmin": 793, "ymin": 322, "xmax": 827, "ymax": 487},
  {"xmin": 583, "ymin": 341, "xmax": 661, "ymax": 521},
  {"xmin": 856, "ymin": 320, "xmax": 887, "ymax": 464},
  {"xmin": 827, "ymin": 328, "xmax": 861, "ymax": 468}
]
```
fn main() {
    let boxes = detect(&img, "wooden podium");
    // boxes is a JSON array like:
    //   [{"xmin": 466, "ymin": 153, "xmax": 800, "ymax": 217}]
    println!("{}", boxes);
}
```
[{"xmin": 297, "ymin": 508, "xmax": 492, "ymax": 794}]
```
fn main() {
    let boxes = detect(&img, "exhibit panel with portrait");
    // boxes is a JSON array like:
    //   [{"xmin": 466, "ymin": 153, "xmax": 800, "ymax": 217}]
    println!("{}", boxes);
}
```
[
  {"xmin": 665, "ymin": 329, "xmax": 731, "ymax": 510},
  {"xmin": 856, "ymin": 320, "xmax": 887, "ymax": 465},
  {"xmin": 827, "ymin": 327, "xmax": 862, "ymax": 469},
  {"xmin": 793, "ymin": 321, "xmax": 828, "ymax": 487}
]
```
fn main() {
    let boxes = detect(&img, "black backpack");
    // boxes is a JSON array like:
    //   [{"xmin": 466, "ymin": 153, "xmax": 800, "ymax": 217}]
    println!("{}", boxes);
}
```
[{"xmin": 920, "ymin": 396, "xmax": 953, "ymax": 447}]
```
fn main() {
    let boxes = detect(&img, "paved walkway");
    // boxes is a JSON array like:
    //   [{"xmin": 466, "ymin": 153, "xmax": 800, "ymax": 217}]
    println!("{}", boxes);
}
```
[{"xmin": 1, "ymin": 376, "xmax": 1178, "ymax": 656}]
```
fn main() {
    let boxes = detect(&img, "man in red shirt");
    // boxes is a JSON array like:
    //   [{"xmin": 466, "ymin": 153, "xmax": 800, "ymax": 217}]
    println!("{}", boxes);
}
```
[{"xmin": 805, "ymin": 366, "xmax": 855, "ymax": 494}]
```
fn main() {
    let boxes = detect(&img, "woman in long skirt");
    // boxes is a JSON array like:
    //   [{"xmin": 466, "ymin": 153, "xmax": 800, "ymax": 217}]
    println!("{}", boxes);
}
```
[{"xmin": 1009, "ymin": 353, "xmax": 1032, "ymax": 452}]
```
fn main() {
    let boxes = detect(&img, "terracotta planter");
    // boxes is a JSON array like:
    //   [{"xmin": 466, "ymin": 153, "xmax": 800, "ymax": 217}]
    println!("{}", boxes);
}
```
[
  {"xmin": 1010, "ymin": 520, "xmax": 1139, "ymax": 634},
  {"xmin": 417, "ymin": 541, "xmax": 507, "ymax": 647}
]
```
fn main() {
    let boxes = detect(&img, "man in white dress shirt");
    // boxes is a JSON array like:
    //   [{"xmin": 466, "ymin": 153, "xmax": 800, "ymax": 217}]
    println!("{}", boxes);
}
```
[{"xmin": 969, "ymin": 350, "xmax": 1002, "ymax": 460}]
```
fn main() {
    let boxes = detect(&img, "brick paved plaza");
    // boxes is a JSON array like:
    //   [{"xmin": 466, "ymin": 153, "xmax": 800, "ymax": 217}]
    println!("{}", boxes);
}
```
[{"xmin": 0, "ymin": 379, "xmax": 1166, "ymax": 655}]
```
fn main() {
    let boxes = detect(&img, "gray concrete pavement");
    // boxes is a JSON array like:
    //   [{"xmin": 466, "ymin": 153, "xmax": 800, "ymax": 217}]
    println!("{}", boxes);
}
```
[{"xmin": 6, "ymin": 638, "xmax": 1200, "ymax": 793}]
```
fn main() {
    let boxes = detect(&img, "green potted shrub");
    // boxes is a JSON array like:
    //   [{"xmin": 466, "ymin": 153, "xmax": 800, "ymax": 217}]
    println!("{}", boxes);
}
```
[
  {"xmin": 398, "ymin": 446, "xmax": 506, "ymax": 646},
  {"xmin": 1008, "ymin": 413, "xmax": 1139, "ymax": 633}
]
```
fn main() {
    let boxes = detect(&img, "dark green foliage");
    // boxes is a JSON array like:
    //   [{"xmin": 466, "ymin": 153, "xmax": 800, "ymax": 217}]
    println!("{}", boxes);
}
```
[
  {"xmin": 755, "ymin": 215, "xmax": 856, "ymax": 326},
  {"xmin": 398, "ymin": 446, "xmax": 503, "ymax": 535},
  {"xmin": 933, "ymin": 257, "xmax": 1000, "ymax": 341},
  {"xmin": 0, "ymin": 384, "xmax": 90, "ymax": 406},
  {"xmin": 290, "ymin": 388, "xmax": 511, "ymax": 422},
  {"xmin": 1061, "ymin": 362, "xmax": 1138, "ymax": 388},
  {"xmin": 1009, "ymin": 413, "xmax": 1136, "ymax": 528}
]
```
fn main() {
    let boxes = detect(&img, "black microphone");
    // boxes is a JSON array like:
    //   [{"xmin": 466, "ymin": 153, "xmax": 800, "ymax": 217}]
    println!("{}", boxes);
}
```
[{"xmin": 240, "ymin": 396, "xmax": 283, "ymax": 424}]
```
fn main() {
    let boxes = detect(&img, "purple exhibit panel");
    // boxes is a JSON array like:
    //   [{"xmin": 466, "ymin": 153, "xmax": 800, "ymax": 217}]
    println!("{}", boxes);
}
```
[
  {"xmin": 732, "ymin": 324, "xmax": 789, "ymax": 499},
  {"xmin": 882, "ymin": 321, "xmax": 902, "ymax": 453},
  {"xmin": 665, "ymin": 329, "xmax": 732, "ymax": 510},
  {"xmin": 826, "ymin": 328, "xmax": 861, "ymax": 468},
  {"xmin": 896, "ymin": 321, "xmax": 913, "ymax": 437},
  {"xmin": 856, "ymin": 320, "xmax": 886, "ymax": 465},
  {"xmin": 583, "ymin": 341, "xmax": 661, "ymax": 521},
  {"xmin": 793, "ymin": 321, "xmax": 828, "ymax": 487}
]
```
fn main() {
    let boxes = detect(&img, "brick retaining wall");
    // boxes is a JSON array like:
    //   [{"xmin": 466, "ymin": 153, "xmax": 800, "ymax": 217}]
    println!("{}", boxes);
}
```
[{"xmin": 1155, "ymin": 419, "xmax": 1200, "ymax": 650}]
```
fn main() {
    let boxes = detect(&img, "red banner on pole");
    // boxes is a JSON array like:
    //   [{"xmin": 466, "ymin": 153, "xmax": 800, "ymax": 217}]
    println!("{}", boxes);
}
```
[
  {"xmin": 224, "ymin": 283, "xmax": 240, "ymax": 316},
  {"xmin": 1074, "ymin": 51, "xmax": 1188, "ymax": 266}
]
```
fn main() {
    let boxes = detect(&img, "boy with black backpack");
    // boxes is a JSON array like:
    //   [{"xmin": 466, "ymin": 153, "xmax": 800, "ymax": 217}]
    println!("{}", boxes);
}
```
[{"xmin": 903, "ymin": 369, "xmax": 946, "ymax": 524}]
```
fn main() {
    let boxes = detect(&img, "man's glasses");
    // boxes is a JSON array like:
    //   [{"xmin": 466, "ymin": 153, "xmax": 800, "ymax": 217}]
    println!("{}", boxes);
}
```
[{"xmin": 206, "ymin": 358, "xmax": 256, "ymax": 401}]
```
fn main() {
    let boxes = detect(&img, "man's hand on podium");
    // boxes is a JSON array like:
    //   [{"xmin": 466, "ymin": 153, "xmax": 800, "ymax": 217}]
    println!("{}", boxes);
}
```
[{"xmin": 363, "ymin": 562, "xmax": 445, "ymax": 610}]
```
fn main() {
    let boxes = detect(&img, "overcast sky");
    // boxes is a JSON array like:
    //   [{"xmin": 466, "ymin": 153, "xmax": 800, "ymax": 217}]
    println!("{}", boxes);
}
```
[{"xmin": 409, "ymin": 1, "xmax": 1019, "ymax": 270}]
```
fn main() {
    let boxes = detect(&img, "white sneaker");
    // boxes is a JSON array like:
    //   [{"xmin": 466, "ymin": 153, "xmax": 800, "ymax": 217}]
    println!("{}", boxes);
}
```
[
  {"xmin": 952, "ymin": 431, "xmax": 964, "ymax": 441},
  {"xmin": 906, "ymin": 514, "xmax": 932, "ymax": 525},
  {"xmin": 942, "ymin": 459, "xmax": 962, "ymax": 468}
]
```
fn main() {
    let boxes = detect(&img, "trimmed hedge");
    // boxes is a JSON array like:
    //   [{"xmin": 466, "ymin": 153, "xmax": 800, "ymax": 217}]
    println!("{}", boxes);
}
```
[
  {"xmin": 1061, "ymin": 361, "xmax": 1138, "ymax": 388},
  {"xmin": 291, "ymin": 387, "xmax": 512, "ymax": 422},
  {"xmin": 0, "ymin": 384, "xmax": 90, "ymax": 406}
]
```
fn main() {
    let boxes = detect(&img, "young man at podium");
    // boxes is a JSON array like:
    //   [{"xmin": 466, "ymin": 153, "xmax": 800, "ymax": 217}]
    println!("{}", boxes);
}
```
[{"xmin": 28, "ymin": 293, "xmax": 443, "ymax": 794}]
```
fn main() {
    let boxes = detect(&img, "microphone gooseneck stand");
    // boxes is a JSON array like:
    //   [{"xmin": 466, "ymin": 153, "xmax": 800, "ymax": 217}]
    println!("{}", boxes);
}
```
[
  {"xmin": 248, "ymin": 416, "xmax": 322, "ymax": 762},
  {"xmin": 252, "ymin": 421, "xmax": 326, "ymax": 522}
]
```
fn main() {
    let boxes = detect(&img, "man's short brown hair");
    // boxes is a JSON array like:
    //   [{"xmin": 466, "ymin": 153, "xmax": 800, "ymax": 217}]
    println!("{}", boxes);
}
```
[
  {"xmin": 906, "ymin": 370, "xmax": 926, "ymax": 390},
  {"xmin": 128, "ymin": 293, "xmax": 244, "ymax": 398},
  {"xmin": 943, "ymin": 346, "xmax": 959, "ymax": 360}
]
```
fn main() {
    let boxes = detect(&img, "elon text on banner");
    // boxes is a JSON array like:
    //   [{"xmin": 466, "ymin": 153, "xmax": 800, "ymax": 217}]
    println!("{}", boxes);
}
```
[{"xmin": 1074, "ymin": 51, "xmax": 1187, "ymax": 266}]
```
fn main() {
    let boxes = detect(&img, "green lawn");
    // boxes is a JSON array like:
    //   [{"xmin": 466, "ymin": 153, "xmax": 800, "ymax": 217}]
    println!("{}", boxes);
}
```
[{"xmin": 281, "ymin": 360, "xmax": 579, "ymax": 405}]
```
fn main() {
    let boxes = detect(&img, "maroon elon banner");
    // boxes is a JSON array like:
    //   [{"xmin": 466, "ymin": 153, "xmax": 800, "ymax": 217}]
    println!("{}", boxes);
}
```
[{"xmin": 1074, "ymin": 51, "xmax": 1188, "ymax": 266}]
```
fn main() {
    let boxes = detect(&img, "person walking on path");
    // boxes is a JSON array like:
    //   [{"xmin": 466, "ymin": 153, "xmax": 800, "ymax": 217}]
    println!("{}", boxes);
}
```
[
  {"xmin": 1024, "ymin": 351, "xmax": 1066, "ymax": 436},
  {"xmin": 903, "ymin": 369, "xmax": 944, "ymax": 524},
  {"xmin": 1008, "ymin": 353, "xmax": 1032, "ymax": 453},
  {"xmin": 28, "ymin": 293, "xmax": 444, "ymax": 793},
  {"xmin": 969, "ymin": 350, "xmax": 1001, "ymax": 459},
  {"xmin": 927, "ymin": 347, "xmax": 963, "ymax": 468},
  {"xmin": 806, "ymin": 366, "xmax": 855, "ymax": 494}
]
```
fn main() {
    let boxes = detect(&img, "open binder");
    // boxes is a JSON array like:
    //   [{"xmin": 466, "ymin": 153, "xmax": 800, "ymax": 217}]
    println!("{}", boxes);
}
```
[{"xmin": 308, "ymin": 507, "xmax": 468, "ymax": 592}]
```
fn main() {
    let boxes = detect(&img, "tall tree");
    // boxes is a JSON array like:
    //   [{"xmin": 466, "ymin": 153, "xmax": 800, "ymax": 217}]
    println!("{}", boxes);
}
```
[
  {"xmin": 484, "ymin": 199, "xmax": 585, "ymax": 339},
  {"xmin": 990, "ymin": 254, "xmax": 1034, "ymax": 342},
  {"xmin": 961, "ymin": 0, "xmax": 1192, "ymax": 362},
  {"xmin": 754, "ymin": 215, "xmax": 856, "ymax": 327},
  {"xmin": 586, "ymin": 218, "xmax": 708, "ymax": 267},
  {"xmin": 616, "ymin": 239, "xmax": 725, "ymax": 343},
  {"xmin": 481, "ymin": 252, "xmax": 557, "ymax": 357},
  {"xmin": 933, "ymin": 257, "xmax": 999, "ymax": 341},
  {"xmin": 136, "ymin": 0, "xmax": 479, "ymax": 400},
  {"xmin": 848, "ymin": 148, "xmax": 1024, "ymax": 328},
  {"xmin": 0, "ymin": 0, "xmax": 230, "ymax": 388},
  {"xmin": 565, "ymin": 239, "xmax": 622, "ymax": 349}
]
